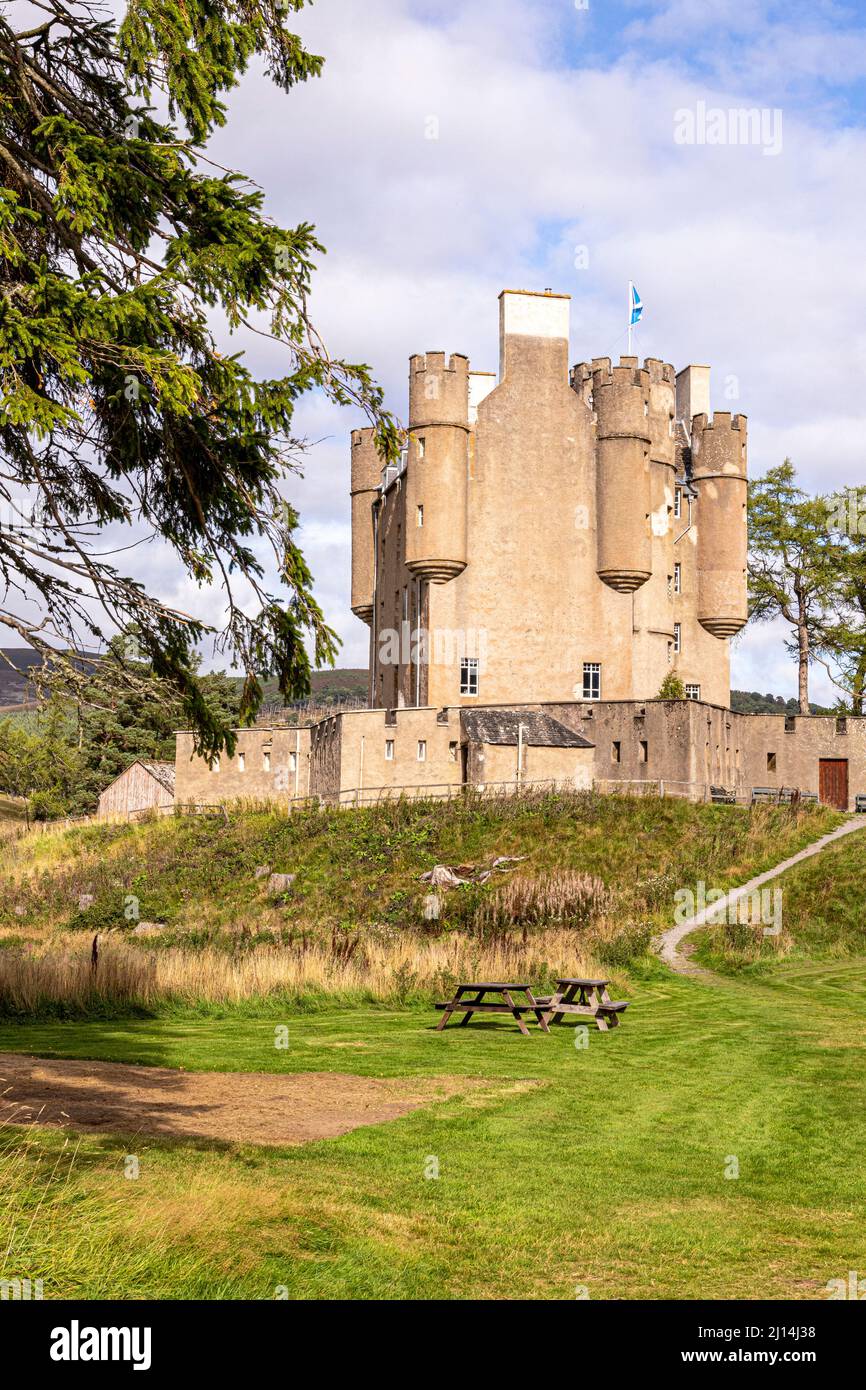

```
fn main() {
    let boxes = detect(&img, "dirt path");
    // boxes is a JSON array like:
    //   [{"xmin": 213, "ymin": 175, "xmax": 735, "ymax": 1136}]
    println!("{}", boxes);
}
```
[
  {"xmin": 657, "ymin": 815, "xmax": 866, "ymax": 974},
  {"xmin": 0, "ymin": 1054, "xmax": 495, "ymax": 1147}
]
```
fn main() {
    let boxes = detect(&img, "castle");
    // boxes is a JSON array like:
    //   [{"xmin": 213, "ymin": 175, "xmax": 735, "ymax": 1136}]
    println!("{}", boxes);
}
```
[
  {"xmin": 351, "ymin": 288, "xmax": 746, "ymax": 712},
  {"xmin": 170, "ymin": 289, "xmax": 865, "ymax": 815}
]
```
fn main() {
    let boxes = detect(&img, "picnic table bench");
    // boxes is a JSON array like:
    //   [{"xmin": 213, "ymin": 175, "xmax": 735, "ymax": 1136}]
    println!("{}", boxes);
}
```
[
  {"xmin": 436, "ymin": 982, "xmax": 550, "ymax": 1035},
  {"xmin": 534, "ymin": 977, "xmax": 629, "ymax": 1032}
]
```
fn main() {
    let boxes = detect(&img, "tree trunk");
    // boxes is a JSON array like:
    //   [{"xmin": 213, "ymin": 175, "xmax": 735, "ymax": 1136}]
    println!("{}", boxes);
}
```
[
  {"xmin": 798, "ymin": 609, "xmax": 810, "ymax": 715},
  {"xmin": 853, "ymin": 655, "xmax": 866, "ymax": 716}
]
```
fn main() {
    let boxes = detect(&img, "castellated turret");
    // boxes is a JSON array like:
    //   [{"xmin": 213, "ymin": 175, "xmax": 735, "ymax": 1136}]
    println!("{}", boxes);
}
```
[
  {"xmin": 403, "ymin": 352, "xmax": 469, "ymax": 583},
  {"xmin": 349, "ymin": 427, "xmax": 379, "ymax": 623},
  {"xmin": 690, "ymin": 412, "xmax": 749, "ymax": 638},
  {"xmin": 590, "ymin": 357, "xmax": 653, "ymax": 593}
]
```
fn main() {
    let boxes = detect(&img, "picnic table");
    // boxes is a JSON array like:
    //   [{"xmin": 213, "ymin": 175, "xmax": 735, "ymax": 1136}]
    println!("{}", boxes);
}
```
[
  {"xmin": 436, "ymin": 982, "xmax": 550, "ymax": 1035},
  {"xmin": 535, "ymin": 977, "xmax": 629, "ymax": 1032}
]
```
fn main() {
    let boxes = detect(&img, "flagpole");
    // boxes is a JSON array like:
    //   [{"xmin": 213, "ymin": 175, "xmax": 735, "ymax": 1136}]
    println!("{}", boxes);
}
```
[{"xmin": 627, "ymin": 281, "xmax": 633, "ymax": 355}]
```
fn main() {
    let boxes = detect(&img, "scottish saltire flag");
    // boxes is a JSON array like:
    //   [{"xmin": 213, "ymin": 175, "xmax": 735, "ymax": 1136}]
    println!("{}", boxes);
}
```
[{"xmin": 630, "ymin": 282, "xmax": 643, "ymax": 325}]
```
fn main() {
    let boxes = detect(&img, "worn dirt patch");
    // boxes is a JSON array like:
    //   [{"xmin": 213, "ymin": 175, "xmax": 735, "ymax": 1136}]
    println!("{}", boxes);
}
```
[{"xmin": 0, "ymin": 1053, "xmax": 500, "ymax": 1147}]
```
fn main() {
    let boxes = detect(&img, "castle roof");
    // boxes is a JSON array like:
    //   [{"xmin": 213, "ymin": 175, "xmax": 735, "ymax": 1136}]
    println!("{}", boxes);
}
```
[{"xmin": 460, "ymin": 709, "xmax": 594, "ymax": 749}]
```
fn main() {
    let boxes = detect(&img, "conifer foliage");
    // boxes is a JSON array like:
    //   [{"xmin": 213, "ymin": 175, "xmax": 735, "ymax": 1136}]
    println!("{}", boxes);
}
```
[{"xmin": 0, "ymin": 1, "xmax": 397, "ymax": 757}]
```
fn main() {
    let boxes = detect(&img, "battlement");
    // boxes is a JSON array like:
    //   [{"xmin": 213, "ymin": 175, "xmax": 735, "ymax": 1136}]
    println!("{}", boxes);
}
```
[
  {"xmin": 408, "ymin": 351, "xmax": 470, "ymax": 429},
  {"xmin": 350, "ymin": 426, "xmax": 380, "ymax": 494},
  {"xmin": 409, "ymin": 352, "xmax": 470, "ymax": 377},
  {"xmin": 692, "ymin": 411, "xmax": 747, "ymax": 432},
  {"xmin": 644, "ymin": 357, "xmax": 676, "ymax": 386}
]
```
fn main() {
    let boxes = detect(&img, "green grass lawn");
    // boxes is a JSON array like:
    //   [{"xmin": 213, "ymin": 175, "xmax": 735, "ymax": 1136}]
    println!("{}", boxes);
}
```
[{"xmin": 3, "ymin": 957, "xmax": 866, "ymax": 1301}]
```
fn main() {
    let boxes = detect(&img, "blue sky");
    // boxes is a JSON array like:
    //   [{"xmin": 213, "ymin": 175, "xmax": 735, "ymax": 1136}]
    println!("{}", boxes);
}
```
[{"xmin": 122, "ymin": 0, "xmax": 866, "ymax": 702}]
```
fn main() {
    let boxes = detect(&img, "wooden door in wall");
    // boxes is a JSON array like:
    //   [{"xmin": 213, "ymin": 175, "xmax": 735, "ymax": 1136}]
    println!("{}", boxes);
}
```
[{"xmin": 818, "ymin": 758, "xmax": 849, "ymax": 809}]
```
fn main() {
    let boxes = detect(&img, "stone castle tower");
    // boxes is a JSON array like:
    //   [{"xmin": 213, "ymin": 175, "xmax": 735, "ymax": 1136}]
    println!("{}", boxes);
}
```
[{"xmin": 350, "ymin": 289, "xmax": 747, "ymax": 711}]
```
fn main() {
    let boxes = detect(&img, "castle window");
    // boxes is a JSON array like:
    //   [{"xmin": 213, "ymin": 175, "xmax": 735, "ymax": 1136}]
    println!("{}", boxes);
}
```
[
  {"xmin": 385, "ymin": 739, "xmax": 394, "ymax": 761},
  {"xmin": 416, "ymin": 505, "xmax": 423, "ymax": 527},
  {"xmin": 449, "ymin": 741, "xmax": 458, "ymax": 762},
  {"xmin": 784, "ymin": 715, "xmax": 795, "ymax": 733},
  {"xmin": 639, "ymin": 740, "xmax": 648, "ymax": 763},
  {"xmin": 611, "ymin": 740, "xmax": 621, "ymax": 764},
  {"xmin": 836, "ymin": 716, "xmax": 848, "ymax": 735},
  {"xmin": 460, "ymin": 657, "xmax": 479, "ymax": 696},
  {"xmin": 288, "ymin": 751, "xmax": 297, "ymax": 773},
  {"xmin": 674, "ymin": 563, "xmax": 681, "ymax": 594},
  {"xmin": 238, "ymin": 752, "xmax": 245, "ymax": 772},
  {"xmin": 674, "ymin": 487, "xmax": 683, "ymax": 519},
  {"xmin": 667, "ymin": 642, "xmax": 673, "ymax": 666},
  {"xmin": 685, "ymin": 684, "xmax": 701, "ymax": 701},
  {"xmin": 667, "ymin": 575, "xmax": 673, "ymax": 600},
  {"xmin": 262, "ymin": 749, "xmax": 271, "ymax": 772},
  {"xmin": 418, "ymin": 436, "xmax": 426, "ymax": 458},
  {"xmin": 582, "ymin": 662, "xmax": 601, "ymax": 700},
  {"xmin": 417, "ymin": 740, "xmax": 427, "ymax": 762},
  {"xmin": 767, "ymin": 752, "xmax": 777, "ymax": 771},
  {"xmin": 673, "ymin": 623, "xmax": 682, "ymax": 654}
]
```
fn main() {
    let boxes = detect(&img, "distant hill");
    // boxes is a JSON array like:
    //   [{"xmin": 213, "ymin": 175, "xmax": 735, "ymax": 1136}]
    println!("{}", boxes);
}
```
[
  {"xmin": 255, "ymin": 668, "xmax": 369, "ymax": 706},
  {"xmin": 0, "ymin": 649, "xmax": 43, "ymax": 705},
  {"xmin": 731, "ymin": 690, "xmax": 835, "ymax": 716}
]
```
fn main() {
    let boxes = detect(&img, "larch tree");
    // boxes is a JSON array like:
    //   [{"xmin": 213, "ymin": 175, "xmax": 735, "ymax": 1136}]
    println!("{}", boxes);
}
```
[
  {"xmin": 816, "ymin": 490, "xmax": 866, "ymax": 713},
  {"xmin": 0, "ymin": 1, "xmax": 398, "ymax": 759},
  {"xmin": 747, "ymin": 461, "xmax": 840, "ymax": 715}
]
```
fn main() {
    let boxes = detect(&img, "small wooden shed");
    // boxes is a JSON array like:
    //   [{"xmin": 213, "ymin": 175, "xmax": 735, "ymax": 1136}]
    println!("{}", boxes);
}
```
[{"xmin": 97, "ymin": 760, "xmax": 176, "ymax": 821}]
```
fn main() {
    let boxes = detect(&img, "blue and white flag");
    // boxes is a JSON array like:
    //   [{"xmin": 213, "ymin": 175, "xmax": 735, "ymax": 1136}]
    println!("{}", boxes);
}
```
[{"xmin": 629, "ymin": 282, "xmax": 643, "ymax": 326}]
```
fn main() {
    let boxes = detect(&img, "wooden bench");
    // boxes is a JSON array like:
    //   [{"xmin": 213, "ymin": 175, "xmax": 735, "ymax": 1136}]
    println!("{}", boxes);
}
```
[
  {"xmin": 436, "ymin": 983, "xmax": 550, "ymax": 1035},
  {"xmin": 710, "ymin": 785, "xmax": 736, "ymax": 805},
  {"xmin": 855, "ymin": 794, "xmax": 866, "ymax": 813},
  {"xmin": 540, "ymin": 977, "xmax": 630, "ymax": 1032}
]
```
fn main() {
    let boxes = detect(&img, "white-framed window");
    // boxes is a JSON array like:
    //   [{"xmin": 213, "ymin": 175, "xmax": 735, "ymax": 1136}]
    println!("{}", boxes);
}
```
[
  {"xmin": 211, "ymin": 755, "xmax": 220, "ymax": 773},
  {"xmin": 416, "ymin": 505, "xmax": 423, "ymax": 527},
  {"xmin": 460, "ymin": 657, "xmax": 479, "ymax": 696},
  {"xmin": 238, "ymin": 752, "xmax": 245, "ymax": 772},
  {"xmin": 673, "ymin": 623, "xmax": 681, "ymax": 654},
  {"xmin": 674, "ymin": 486, "xmax": 683, "ymax": 519},
  {"xmin": 674, "ymin": 562, "xmax": 681, "ymax": 594},
  {"xmin": 262, "ymin": 749, "xmax": 271, "ymax": 772},
  {"xmin": 417, "ymin": 740, "xmax": 426, "ymax": 762},
  {"xmin": 385, "ymin": 739, "xmax": 394, "ymax": 761},
  {"xmin": 582, "ymin": 662, "xmax": 601, "ymax": 700},
  {"xmin": 685, "ymin": 683, "xmax": 701, "ymax": 701}
]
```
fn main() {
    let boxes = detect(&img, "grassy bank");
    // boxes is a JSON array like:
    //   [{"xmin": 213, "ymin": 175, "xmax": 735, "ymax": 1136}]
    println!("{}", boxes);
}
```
[
  {"xmin": 0, "ymin": 793, "xmax": 841, "ymax": 1016},
  {"xmin": 696, "ymin": 825, "xmax": 866, "ymax": 974}
]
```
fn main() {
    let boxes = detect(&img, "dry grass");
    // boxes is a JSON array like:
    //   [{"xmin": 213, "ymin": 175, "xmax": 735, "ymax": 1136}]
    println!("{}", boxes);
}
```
[
  {"xmin": 472, "ymin": 871, "xmax": 610, "ymax": 939},
  {"xmin": 0, "ymin": 929, "xmax": 611, "ymax": 1016}
]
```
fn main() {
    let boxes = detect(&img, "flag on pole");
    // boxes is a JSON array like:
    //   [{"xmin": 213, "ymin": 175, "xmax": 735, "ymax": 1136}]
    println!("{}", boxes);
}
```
[{"xmin": 627, "ymin": 281, "xmax": 643, "ymax": 354}]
